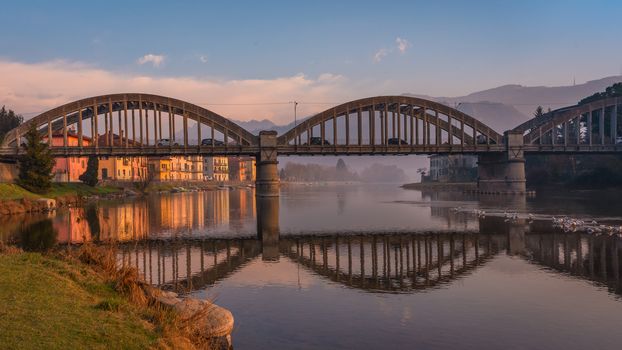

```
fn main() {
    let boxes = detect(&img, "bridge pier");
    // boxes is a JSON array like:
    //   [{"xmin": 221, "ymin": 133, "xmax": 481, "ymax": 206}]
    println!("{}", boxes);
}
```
[
  {"xmin": 477, "ymin": 131, "xmax": 527, "ymax": 194},
  {"xmin": 255, "ymin": 130, "xmax": 280, "ymax": 197}
]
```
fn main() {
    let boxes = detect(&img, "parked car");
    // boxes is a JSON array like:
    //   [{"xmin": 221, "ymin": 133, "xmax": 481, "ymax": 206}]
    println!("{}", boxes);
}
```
[
  {"xmin": 303, "ymin": 137, "xmax": 330, "ymax": 145},
  {"xmin": 616, "ymin": 136, "xmax": 622, "ymax": 144},
  {"xmin": 157, "ymin": 138, "xmax": 179, "ymax": 146},
  {"xmin": 387, "ymin": 138, "xmax": 408, "ymax": 145},
  {"xmin": 476, "ymin": 135, "xmax": 488, "ymax": 144},
  {"xmin": 201, "ymin": 138, "xmax": 225, "ymax": 146}
]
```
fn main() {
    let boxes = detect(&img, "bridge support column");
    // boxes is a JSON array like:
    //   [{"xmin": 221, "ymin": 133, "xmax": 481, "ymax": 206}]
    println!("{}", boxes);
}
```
[
  {"xmin": 255, "ymin": 130, "xmax": 279, "ymax": 197},
  {"xmin": 477, "ymin": 131, "xmax": 527, "ymax": 194}
]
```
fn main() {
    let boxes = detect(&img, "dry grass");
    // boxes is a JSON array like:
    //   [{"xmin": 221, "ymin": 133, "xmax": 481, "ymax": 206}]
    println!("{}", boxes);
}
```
[
  {"xmin": 0, "ymin": 240, "xmax": 22, "ymax": 255},
  {"xmin": 62, "ymin": 244, "xmax": 220, "ymax": 350}
]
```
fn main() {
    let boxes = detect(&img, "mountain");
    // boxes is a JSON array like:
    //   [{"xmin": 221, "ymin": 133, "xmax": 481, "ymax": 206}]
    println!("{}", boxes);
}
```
[
  {"xmin": 405, "ymin": 75, "xmax": 622, "ymax": 132},
  {"xmin": 455, "ymin": 102, "xmax": 527, "ymax": 133}
]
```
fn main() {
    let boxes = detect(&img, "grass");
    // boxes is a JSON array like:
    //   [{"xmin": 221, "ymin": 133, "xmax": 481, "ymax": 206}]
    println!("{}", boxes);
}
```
[
  {"xmin": 0, "ymin": 251, "xmax": 157, "ymax": 349},
  {"xmin": 0, "ymin": 183, "xmax": 121, "ymax": 201},
  {"xmin": 0, "ymin": 243, "xmax": 220, "ymax": 349}
]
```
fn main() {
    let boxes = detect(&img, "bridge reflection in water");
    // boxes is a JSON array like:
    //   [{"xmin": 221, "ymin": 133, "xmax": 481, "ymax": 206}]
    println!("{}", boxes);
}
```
[{"xmin": 117, "ymin": 218, "xmax": 622, "ymax": 297}]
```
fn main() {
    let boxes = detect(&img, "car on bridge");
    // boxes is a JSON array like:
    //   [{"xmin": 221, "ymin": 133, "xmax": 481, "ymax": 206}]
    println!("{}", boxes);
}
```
[
  {"xmin": 616, "ymin": 136, "xmax": 622, "ymax": 145},
  {"xmin": 388, "ymin": 138, "xmax": 408, "ymax": 145},
  {"xmin": 303, "ymin": 137, "xmax": 330, "ymax": 145},
  {"xmin": 201, "ymin": 138, "xmax": 225, "ymax": 146},
  {"xmin": 156, "ymin": 138, "xmax": 179, "ymax": 146}
]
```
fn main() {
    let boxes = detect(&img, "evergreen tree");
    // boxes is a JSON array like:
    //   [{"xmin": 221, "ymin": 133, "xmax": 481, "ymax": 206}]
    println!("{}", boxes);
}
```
[
  {"xmin": 533, "ymin": 106, "xmax": 545, "ymax": 118},
  {"xmin": 79, "ymin": 156, "xmax": 99, "ymax": 186},
  {"xmin": 17, "ymin": 125, "xmax": 55, "ymax": 193},
  {"xmin": 0, "ymin": 106, "xmax": 23, "ymax": 141}
]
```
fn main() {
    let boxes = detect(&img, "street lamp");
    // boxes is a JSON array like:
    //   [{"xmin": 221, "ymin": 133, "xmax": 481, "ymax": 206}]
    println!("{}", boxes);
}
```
[{"xmin": 292, "ymin": 101, "xmax": 298, "ymax": 145}]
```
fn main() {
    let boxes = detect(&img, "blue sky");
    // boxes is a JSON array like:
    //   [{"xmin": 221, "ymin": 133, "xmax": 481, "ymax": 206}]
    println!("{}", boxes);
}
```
[{"xmin": 1, "ymin": 0, "xmax": 621, "ymax": 121}]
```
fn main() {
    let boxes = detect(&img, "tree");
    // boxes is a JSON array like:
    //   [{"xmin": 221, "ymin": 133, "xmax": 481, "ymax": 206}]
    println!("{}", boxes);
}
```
[
  {"xmin": 533, "ymin": 106, "xmax": 545, "ymax": 118},
  {"xmin": 0, "ymin": 106, "xmax": 23, "ymax": 142},
  {"xmin": 17, "ymin": 125, "xmax": 55, "ymax": 193},
  {"xmin": 79, "ymin": 156, "xmax": 99, "ymax": 187}
]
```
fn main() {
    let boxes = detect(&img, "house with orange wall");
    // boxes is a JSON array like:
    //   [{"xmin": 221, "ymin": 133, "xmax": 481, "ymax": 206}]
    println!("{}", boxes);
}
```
[{"xmin": 44, "ymin": 131, "xmax": 91, "ymax": 182}]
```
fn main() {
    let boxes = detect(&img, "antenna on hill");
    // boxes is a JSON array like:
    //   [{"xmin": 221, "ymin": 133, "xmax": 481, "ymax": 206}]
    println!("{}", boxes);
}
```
[{"xmin": 573, "ymin": 76, "xmax": 576, "ymax": 86}]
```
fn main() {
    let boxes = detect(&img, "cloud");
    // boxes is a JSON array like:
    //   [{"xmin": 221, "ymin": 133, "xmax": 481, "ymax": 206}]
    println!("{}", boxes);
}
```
[
  {"xmin": 0, "ymin": 59, "xmax": 360, "ymax": 124},
  {"xmin": 373, "ymin": 48, "xmax": 389, "ymax": 63},
  {"xmin": 199, "ymin": 55, "xmax": 208, "ymax": 63},
  {"xmin": 137, "ymin": 54, "xmax": 165, "ymax": 67},
  {"xmin": 396, "ymin": 37, "xmax": 410, "ymax": 54}
]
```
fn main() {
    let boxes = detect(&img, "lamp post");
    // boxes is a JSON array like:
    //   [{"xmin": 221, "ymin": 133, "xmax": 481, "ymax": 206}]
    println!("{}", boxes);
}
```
[{"xmin": 293, "ymin": 101, "xmax": 298, "ymax": 145}]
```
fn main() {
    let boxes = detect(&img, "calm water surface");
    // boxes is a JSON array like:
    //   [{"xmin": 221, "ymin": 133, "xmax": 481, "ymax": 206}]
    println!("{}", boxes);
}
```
[{"xmin": 3, "ymin": 184, "xmax": 622, "ymax": 349}]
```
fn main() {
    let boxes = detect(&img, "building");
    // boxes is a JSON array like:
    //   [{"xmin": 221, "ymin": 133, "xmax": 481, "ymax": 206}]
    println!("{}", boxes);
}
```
[
  {"xmin": 169, "ymin": 156, "xmax": 203, "ymax": 181},
  {"xmin": 97, "ymin": 134, "xmax": 148, "ymax": 181},
  {"xmin": 204, "ymin": 157, "xmax": 229, "ymax": 181},
  {"xmin": 429, "ymin": 154, "xmax": 478, "ymax": 182},
  {"xmin": 148, "ymin": 156, "xmax": 204, "ymax": 181},
  {"xmin": 147, "ymin": 158, "xmax": 172, "ymax": 181},
  {"xmin": 228, "ymin": 156, "xmax": 257, "ymax": 182},
  {"xmin": 45, "ymin": 131, "xmax": 91, "ymax": 182}
]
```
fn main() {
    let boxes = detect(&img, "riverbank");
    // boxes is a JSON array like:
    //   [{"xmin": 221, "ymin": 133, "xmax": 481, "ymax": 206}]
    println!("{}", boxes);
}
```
[
  {"xmin": 0, "ymin": 181, "xmax": 256, "ymax": 215},
  {"xmin": 0, "ymin": 183, "xmax": 123, "ymax": 215},
  {"xmin": 0, "ymin": 243, "xmax": 233, "ymax": 349},
  {"xmin": 0, "ymin": 246, "xmax": 158, "ymax": 349}
]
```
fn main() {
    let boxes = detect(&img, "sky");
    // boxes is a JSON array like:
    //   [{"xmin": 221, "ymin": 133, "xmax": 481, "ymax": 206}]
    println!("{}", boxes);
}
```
[{"xmin": 1, "ymin": 0, "xmax": 621, "ymax": 123}]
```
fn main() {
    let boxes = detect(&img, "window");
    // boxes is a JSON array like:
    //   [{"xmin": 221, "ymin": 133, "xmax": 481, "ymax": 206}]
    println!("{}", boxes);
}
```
[{"xmin": 123, "ymin": 169, "xmax": 126, "ymax": 177}]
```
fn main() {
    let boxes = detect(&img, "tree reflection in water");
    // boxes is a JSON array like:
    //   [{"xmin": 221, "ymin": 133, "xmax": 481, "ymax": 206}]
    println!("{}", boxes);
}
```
[{"xmin": 17, "ymin": 219, "xmax": 57, "ymax": 252}]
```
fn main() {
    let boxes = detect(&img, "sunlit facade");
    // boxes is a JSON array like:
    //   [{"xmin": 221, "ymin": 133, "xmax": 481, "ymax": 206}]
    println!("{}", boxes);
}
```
[
  {"xmin": 204, "ymin": 157, "xmax": 229, "ymax": 181},
  {"xmin": 45, "ymin": 131, "xmax": 91, "ymax": 182}
]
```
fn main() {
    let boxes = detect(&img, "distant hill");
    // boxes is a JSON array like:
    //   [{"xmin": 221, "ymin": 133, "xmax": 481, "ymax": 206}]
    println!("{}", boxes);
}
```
[
  {"xmin": 404, "ymin": 75, "xmax": 622, "ymax": 132},
  {"xmin": 455, "ymin": 102, "xmax": 527, "ymax": 133}
]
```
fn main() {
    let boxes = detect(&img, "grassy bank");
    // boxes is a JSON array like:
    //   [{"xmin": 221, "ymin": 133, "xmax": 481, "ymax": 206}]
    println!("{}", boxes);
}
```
[
  {"xmin": 0, "ymin": 183, "xmax": 121, "ymax": 201},
  {"xmin": 0, "ymin": 250, "xmax": 156, "ymax": 349}
]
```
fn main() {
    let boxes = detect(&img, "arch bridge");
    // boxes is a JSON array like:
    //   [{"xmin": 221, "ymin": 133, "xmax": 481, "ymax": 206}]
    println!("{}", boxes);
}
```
[{"xmin": 1, "ymin": 93, "xmax": 621, "ymax": 195}]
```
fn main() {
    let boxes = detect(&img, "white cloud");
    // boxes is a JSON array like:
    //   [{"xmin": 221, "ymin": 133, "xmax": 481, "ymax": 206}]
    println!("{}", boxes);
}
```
[
  {"xmin": 396, "ymin": 37, "xmax": 410, "ymax": 54},
  {"xmin": 0, "ymin": 59, "xmax": 359, "ymax": 124},
  {"xmin": 373, "ymin": 48, "xmax": 389, "ymax": 63},
  {"xmin": 137, "ymin": 54, "xmax": 165, "ymax": 67},
  {"xmin": 199, "ymin": 55, "xmax": 208, "ymax": 63}
]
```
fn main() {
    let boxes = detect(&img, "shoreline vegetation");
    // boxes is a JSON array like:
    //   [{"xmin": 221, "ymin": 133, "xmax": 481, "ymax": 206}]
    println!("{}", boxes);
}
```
[
  {"xmin": 0, "ymin": 181, "xmax": 255, "ymax": 216},
  {"xmin": 0, "ymin": 242, "xmax": 232, "ymax": 349}
]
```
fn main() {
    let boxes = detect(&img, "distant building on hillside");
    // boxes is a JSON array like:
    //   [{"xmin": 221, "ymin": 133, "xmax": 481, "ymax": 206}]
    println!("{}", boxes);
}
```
[{"xmin": 429, "ymin": 154, "xmax": 477, "ymax": 183}]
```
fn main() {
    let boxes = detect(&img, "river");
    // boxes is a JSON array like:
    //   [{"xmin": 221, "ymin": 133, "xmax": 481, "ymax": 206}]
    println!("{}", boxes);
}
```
[{"xmin": 3, "ymin": 184, "xmax": 622, "ymax": 349}]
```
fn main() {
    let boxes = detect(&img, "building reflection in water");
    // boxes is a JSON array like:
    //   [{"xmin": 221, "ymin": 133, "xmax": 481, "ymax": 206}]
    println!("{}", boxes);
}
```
[{"xmin": 49, "ymin": 189, "xmax": 256, "ymax": 243}]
